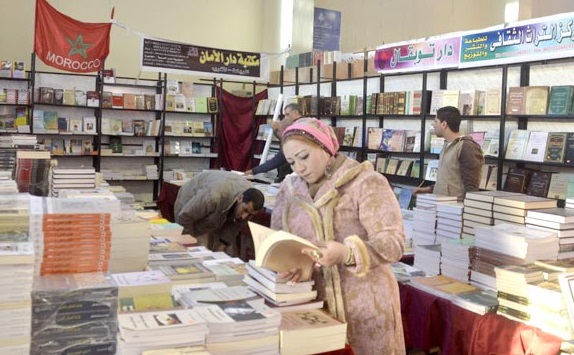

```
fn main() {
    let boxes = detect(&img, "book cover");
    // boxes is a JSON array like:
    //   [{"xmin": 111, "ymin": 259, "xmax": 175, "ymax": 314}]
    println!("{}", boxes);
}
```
[
  {"xmin": 207, "ymin": 97, "xmax": 218, "ymax": 113},
  {"xmin": 523, "ymin": 131, "xmax": 548, "ymax": 162},
  {"xmin": 506, "ymin": 87, "xmax": 526, "ymax": 115},
  {"xmin": 123, "ymin": 93, "xmax": 137, "ymax": 110},
  {"xmin": 101, "ymin": 91, "xmax": 113, "ymax": 108},
  {"xmin": 504, "ymin": 130, "xmax": 530, "ymax": 160},
  {"xmin": 524, "ymin": 86, "xmax": 549, "ymax": 115},
  {"xmin": 109, "ymin": 136, "xmax": 122, "ymax": 154},
  {"xmin": 86, "ymin": 91, "xmax": 100, "ymax": 107},
  {"xmin": 367, "ymin": 127, "xmax": 383, "ymax": 150},
  {"xmin": 548, "ymin": 85, "xmax": 574, "ymax": 115},
  {"xmin": 525, "ymin": 171, "xmax": 553, "ymax": 198},
  {"xmin": 248, "ymin": 222, "xmax": 319, "ymax": 282},
  {"xmin": 545, "ymin": 132, "xmax": 568, "ymax": 163},
  {"xmin": 83, "ymin": 116, "xmax": 96, "ymax": 134}
]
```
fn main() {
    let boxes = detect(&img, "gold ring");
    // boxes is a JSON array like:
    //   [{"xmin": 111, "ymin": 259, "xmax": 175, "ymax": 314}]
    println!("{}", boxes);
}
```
[{"xmin": 311, "ymin": 249, "xmax": 323, "ymax": 259}]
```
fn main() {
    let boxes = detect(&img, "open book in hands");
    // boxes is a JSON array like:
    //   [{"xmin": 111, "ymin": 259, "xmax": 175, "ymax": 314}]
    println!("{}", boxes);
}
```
[{"xmin": 248, "ymin": 222, "xmax": 319, "ymax": 282}]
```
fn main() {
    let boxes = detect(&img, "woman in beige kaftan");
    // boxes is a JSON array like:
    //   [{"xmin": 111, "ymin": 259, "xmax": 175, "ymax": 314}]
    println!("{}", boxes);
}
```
[{"xmin": 271, "ymin": 118, "xmax": 406, "ymax": 354}]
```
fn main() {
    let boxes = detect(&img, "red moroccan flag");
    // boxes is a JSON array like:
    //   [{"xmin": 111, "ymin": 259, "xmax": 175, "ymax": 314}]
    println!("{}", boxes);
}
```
[{"xmin": 34, "ymin": 0, "xmax": 112, "ymax": 73}]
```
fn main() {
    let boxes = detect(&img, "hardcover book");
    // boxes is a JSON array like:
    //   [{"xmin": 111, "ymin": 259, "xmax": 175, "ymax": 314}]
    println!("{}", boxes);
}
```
[
  {"xmin": 548, "ymin": 85, "xmax": 574, "ymax": 115},
  {"xmin": 524, "ymin": 86, "xmax": 549, "ymax": 115},
  {"xmin": 545, "ymin": 132, "xmax": 568, "ymax": 163}
]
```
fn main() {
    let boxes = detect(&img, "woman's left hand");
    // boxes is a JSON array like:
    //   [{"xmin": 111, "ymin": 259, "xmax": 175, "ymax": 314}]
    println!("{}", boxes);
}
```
[{"xmin": 302, "ymin": 241, "xmax": 348, "ymax": 268}]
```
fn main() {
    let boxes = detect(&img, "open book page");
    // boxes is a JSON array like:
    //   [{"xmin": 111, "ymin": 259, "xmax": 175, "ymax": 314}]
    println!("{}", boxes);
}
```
[{"xmin": 248, "ymin": 222, "xmax": 319, "ymax": 281}]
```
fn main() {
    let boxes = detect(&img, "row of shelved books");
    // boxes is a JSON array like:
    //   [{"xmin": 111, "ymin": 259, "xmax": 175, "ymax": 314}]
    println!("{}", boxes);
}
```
[
  {"xmin": 165, "ymin": 79, "xmax": 218, "ymax": 114},
  {"xmin": 0, "ymin": 106, "xmax": 27, "ymax": 132},
  {"xmin": 35, "ymin": 86, "xmax": 159, "ymax": 110},
  {"xmin": 374, "ymin": 157, "xmax": 421, "ymax": 178},
  {"xmin": 0, "ymin": 88, "xmax": 29, "ymax": 105},
  {"xmin": 32, "ymin": 110, "xmax": 97, "ymax": 135},
  {"xmin": 506, "ymin": 85, "xmax": 574, "ymax": 116},
  {"xmin": 164, "ymin": 119, "xmax": 213, "ymax": 137},
  {"xmin": 366, "ymin": 128, "xmax": 439, "ymax": 153},
  {"xmin": 505, "ymin": 130, "xmax": 574, "ymax": 164},
  {"xmin": 164, "ymin": 140, "xmax": 214, "ymax": 157},
  {"xmin": 102, "ymin": 136, "xmax": 158, "ymax": 156},
  {"xmin": 500, "ymin": 166, "xmax": 574, "ymax": 200},
  {"xmin": 165, "ymin": 94, "xmax": 218, "ymax": 113},
  {"xmin": 101, "ymin": 117, "xmax": 161, "ymax": 137},
  {"xmin": 0, "ymin": 60, "xmax": 25, "ymax": 78},
  {"xmin": 100, "ymin": 165, "xmax": 159, "ymax": 180},
  {"xmin": 39, "ymin": 137, "xmax": 95, "ymax": 156}
]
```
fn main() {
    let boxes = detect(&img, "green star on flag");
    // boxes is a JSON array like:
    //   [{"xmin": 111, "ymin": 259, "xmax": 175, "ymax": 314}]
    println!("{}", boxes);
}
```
[{"xmin": 67, "ymin": 34, "xmax": 92, "ymax": 59}]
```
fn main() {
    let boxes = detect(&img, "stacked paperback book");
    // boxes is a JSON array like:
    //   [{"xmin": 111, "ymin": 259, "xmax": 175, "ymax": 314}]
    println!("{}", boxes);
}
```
[
  {"xmin": 118, "ymin": 309, "xmax": 209, "ymax": 355},
  {"xmin": 29, "ymin": 196, "xmax": 120, "ymax": 275},
  {"xmin": 0, "ymin": 194, "xmax": 34, "ymax": 354},
  {"xmin": 31, "ymin": 272, "xmax": 118, "ymax": 355}
]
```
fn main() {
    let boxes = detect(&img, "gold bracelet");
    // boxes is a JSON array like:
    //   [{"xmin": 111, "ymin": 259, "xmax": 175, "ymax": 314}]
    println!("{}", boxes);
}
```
[{"xmin": 343, "ymin": 246, "xmax": 356, "ymax": 266}]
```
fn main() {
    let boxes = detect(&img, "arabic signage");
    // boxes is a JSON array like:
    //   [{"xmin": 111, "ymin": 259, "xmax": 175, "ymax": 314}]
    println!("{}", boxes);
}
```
[
  {"xmin": 141, "ymin": 37, "xmax": 261, "ymax": 78},
  {"xmin": 374, "ymin": 36, "xmax": 460, "ymax": 73},
  {"xmin": 460, "ymin": 14, "xmax": 574, "ymax": 67},
  {"xmin": 313, "ymin": 7, "xmax": 341, "ymax": 51}
]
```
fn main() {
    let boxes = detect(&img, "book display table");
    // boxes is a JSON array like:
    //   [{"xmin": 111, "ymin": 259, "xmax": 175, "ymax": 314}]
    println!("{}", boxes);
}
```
[{"xmin": 399, "ymin": 282, "xmax": 563, "ymax": 354}]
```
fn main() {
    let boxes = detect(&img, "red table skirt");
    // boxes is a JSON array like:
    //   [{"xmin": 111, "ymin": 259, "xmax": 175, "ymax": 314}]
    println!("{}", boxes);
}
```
[{"xmin": 399, "ymin": 282, "xmax": 563, "ymax": 355}]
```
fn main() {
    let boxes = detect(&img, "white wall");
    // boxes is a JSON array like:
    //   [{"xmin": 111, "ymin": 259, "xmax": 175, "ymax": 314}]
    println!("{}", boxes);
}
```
[
  {"xmin": 2, "ymin": 0, "xmax": 265, "ymax": 80},
  {"xmin": 3, "ymin": 0, "xmax": 574, "ymax": 79}
]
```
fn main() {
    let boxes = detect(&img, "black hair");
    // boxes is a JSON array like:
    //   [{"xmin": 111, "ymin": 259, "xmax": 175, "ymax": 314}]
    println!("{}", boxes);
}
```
[
  {"xmin": 284, "ymin": 103, "xmax": 303, "ymax": 116},
  {"xmin": 436, "ymin": 106, "xmax": 461, "ymax": 132},
  {"xmin": 242, "ymin": 188, "xmax": 265, "ymax": 210}
]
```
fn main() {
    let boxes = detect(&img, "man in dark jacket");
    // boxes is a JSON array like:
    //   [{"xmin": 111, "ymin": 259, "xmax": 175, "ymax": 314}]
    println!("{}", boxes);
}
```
[
  {"xmin": 245, "ymin": 103, "xmax": 303, "ymax": 182},
  {"xmin": 174, "ymin": 170, "xmax": 264, "ymax": 255}
]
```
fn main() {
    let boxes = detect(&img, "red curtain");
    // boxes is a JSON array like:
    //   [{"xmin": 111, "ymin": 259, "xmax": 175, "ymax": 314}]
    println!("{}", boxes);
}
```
[{"xmin": 217, "ymin": 87, "xmax": 267, "ymax": 171}]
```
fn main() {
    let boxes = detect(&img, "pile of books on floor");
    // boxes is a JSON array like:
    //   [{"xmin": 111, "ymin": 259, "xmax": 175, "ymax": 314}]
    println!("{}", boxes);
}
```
[{"xmin": 31, "ymin": 272, "xmax": 118, "ymax": 355}]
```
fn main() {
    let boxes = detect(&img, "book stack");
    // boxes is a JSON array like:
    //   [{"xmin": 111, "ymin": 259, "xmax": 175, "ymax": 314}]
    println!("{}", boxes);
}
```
[
  {"xmin": 409, "ymin": 275, "xmax": 477, "ymax": 301},
  {"xmin": 49, "ymin": 167, "xmax": 96, "ymax": 197},
  {"xmin": 413, "ymin": 243, "xmax": 442, "ymax": 276},
  {"xmin": 15, "ymin": 150, "xmax": 51, "ymax": 196},
  {"xmin": 495, "ymin": 264, "xmax": 544, "ymax": 316},
  {"xmin": 194, "ymin": 300, "xmax": 282, "ymax": 354},
  {"xmin": 435, "ymin": 202, "xmax": 464, "ymax": 242},
  {"xmin": 401, "ymin": 209, "xmax": 414, "ymax": 254},
  {"xmin": 31, "ymin": 272, "xmax": 118, "ymax": 355},
  {"xmin": 0, "ymin": 147, "xmax": 16, "ymax": 181},
  {"xmin": 150, "ymin": 218, "xmax": 185, "ymax": 237},
  {"xmin": 202, "ymin": 257, "xmax": 248, "ymax": 287},
  {"xmin": 279, "ymin": 309, "xmax": 347, "ymax": 355},
  {"xmin": 451, "ymin": 289, "xmax": 498, "ymax": 315},
  {"xmin": 148, "ymin": 261, "xmax": 216, "ymax": 285},
  {"xmin": 148, "ymin": 239, "xmax": 199, "ymax": 267},
  {"xmin": 243, "ymin": 261, "xmax": 319, "ymax": 309},
  {"xmin": 0, "ymin": 194, "xmax": 34, "ymax": 354},
  {"xmin": 391, "ymin": 261, "xmax": 428, "ymax": 283},
  {"xmin": 527, "ymin": 276, "xmax": 573, "ymax": 339},
  {"xmin": 109, "ymin": 216, "xmax": 152, "ymax": 273},
  {"xmin": 29, "ymin": 196, "xmax": 116, "ymax": 275},
  {"xmin": 178, "ymin": 285, "xmax": 261, "ymax": 309},
  {"xmin": 471, "ymin": 223, "xmax": 559, "ymax": 291},
  {"xmin": 492, "ymin": 194, "xmax": 557, "ymax": 225},
  {"xmin": 412, "ymin": 205, "xmax": 437, "ymax": 246},
  {"xmin": 117, "ymin": 309, "xmax": 209, "ymax": 355},
  {"xmin": 526, "ymin": 208, "xmax": 574, "ymax": 260},
  {"xmin": 440, "ymin": 237, "xmax": 475, "ymax": 283},
  {"xmin": 463, "ymin": 191, "xmax": 523, "ymax": 238},
  {"xmin": 110, "ymin": 270, "xmax": 173, "ymax": 299},
  {"xmin": 145, "ymin": 164, "xmax": 159, "ymax": 180}
]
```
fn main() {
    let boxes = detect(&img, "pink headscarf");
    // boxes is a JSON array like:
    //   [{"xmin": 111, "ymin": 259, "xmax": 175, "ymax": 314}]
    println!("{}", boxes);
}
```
[{"xmin": 281, "ymin": 117, "xmax": 340, "ymax": 156}]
